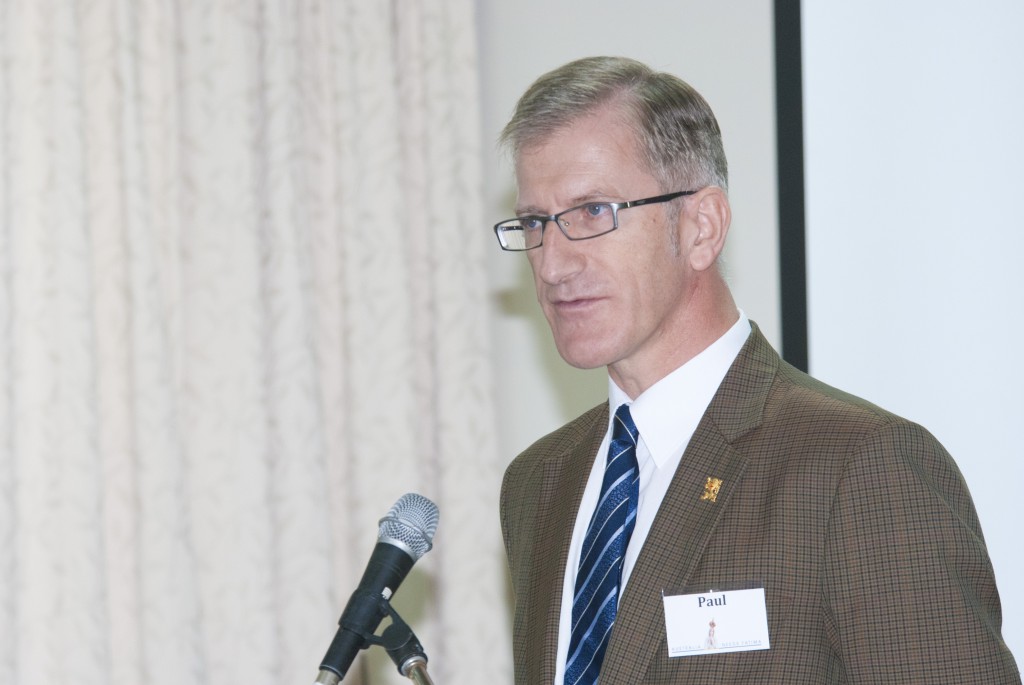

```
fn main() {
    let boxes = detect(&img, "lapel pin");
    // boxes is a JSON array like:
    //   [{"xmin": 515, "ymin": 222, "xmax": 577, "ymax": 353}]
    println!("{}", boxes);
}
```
[{"xmin": 701, "ymin": 476, "xmax": 723, "ymax": 503}]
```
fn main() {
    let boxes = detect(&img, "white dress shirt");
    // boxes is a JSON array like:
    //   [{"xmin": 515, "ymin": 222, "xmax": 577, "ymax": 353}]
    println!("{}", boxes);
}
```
[{"xmin": 552, "ymin": 313, "xmax": 751, "ymax": 685}]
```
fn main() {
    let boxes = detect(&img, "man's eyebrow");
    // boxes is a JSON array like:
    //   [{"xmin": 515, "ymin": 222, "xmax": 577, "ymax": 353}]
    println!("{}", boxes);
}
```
[
  {"xmin": 513, "ymin": 204, "xmax": 547, "ymax": 216},
  {"xmin": 514, "ymin": 193, "xmax": 615, "ymax": 216}
]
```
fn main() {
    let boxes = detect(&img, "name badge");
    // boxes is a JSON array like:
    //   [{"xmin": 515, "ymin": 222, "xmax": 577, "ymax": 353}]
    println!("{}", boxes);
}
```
[{"xmin": 662, "ymin": 587, "xmax": 770, "ymax": 657}]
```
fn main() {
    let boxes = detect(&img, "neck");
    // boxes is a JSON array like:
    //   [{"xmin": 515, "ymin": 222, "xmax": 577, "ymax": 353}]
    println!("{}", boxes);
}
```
[{"xmin": 610, "ymin": 276, "xmax": 738, "ymax": 399}]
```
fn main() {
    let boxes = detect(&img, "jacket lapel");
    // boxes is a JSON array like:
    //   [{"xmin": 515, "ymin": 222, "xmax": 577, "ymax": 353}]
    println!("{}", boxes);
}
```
[
  {"xmin": 521, "ymin": 405, "xmax": 609, "ymax": 685},
  {"xmin": 599, "ymin": 325, "xmax": 779, "ymax": 682}
]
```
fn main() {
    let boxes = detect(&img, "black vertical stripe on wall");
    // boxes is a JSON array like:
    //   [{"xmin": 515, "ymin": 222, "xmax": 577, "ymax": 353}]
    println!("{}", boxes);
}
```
[{"xmin": 774, "ymin": 0, "xmax": 809, "ymax": 372}]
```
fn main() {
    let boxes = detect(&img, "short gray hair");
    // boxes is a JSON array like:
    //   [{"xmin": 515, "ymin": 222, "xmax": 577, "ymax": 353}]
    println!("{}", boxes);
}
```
[{"xmin": 500, "ymin": 56, "xmax": 728, "ymax": 193}]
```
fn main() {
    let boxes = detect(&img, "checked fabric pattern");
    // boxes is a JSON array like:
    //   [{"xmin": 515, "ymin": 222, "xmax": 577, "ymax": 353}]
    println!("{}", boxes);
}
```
[{"xmin": 564, "ymin": 404, "xmax": 641, "ymax": 685}]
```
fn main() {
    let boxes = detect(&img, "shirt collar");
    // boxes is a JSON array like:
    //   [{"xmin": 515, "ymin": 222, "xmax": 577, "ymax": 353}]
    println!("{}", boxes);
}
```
[{"xmin": 608, "ymin": 312, "xmax": 751, "ymax": 468}]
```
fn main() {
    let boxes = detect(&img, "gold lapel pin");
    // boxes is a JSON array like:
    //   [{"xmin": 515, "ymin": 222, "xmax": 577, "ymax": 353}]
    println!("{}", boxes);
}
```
[{"xmin": 700, "ymin": 476, "xmax": 723, "ymax": 503}]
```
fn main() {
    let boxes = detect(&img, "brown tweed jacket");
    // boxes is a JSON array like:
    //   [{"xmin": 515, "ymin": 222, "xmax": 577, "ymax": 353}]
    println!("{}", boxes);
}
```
[{"xmin": 500, "ymin": 325, "xmax": 1020, "ymax": 684}]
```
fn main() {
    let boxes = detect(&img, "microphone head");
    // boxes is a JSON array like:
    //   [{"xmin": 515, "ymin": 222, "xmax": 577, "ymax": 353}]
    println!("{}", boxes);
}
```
[{"xmin": 378, "ymin": 493, "xmax": 440, "ymax": 561}]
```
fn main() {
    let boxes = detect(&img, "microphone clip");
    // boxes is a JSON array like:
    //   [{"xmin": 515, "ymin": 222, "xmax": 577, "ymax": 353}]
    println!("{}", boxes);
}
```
[
  {"xmin": 379, "ymin": 603, "xmax": 430, "ymax": 681},
  {"xmin": 334, "ymin": 592, "xmax": 433, "ymax": 684},
  {"xmin": 336, "ymin": 588, "xmax": 391, "ymax": 647}
]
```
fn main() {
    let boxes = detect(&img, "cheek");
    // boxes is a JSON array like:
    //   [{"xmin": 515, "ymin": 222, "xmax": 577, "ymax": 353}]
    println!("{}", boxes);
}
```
[{"xmin": 526, "ymin": 256, "xmax": 543, "ymax": 293}]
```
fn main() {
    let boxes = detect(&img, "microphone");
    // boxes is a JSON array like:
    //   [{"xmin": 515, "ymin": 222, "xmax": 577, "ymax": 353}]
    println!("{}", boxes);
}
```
[{"xmin": 315, "ymin": 493, "xmax": 440, "ymax": 685}]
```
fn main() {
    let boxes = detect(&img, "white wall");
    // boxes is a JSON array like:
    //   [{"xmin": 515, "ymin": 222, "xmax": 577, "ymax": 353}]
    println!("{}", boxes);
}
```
[
  {"xmin": 477, "ymin": 0, "xmax": 781, "ymax": 458},
  {"xmin": 803, "ymin": 0, "xmax": 1024, "ymax": 661}
]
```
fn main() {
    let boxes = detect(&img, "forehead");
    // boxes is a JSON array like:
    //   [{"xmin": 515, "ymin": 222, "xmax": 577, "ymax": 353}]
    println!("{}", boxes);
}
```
[{"xmin": 514, "ymin": 108, "xmax": 653, "ymax": 208}]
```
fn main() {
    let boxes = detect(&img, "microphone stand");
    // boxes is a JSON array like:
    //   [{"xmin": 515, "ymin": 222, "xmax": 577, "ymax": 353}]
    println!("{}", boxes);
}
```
[{"xmin": 315, "ymin": 596, "xmax": 436, "ymax": 685}]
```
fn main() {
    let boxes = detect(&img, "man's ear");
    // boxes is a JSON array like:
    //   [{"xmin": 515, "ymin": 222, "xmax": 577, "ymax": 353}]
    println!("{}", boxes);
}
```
[{"xmin": 686, "ymin": 187, "xmax": 731, "ymax": 272}]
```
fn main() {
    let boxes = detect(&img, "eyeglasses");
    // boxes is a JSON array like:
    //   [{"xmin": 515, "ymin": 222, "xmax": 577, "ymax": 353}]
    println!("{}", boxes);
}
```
[{"xmin": 493, "ymin": 190, "xmax": 697, "ymax": 251}]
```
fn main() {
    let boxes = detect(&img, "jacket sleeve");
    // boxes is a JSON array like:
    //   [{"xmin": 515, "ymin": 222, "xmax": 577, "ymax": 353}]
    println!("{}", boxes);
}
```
[{"xmin": 822, "ymin": 420, "xmax": 1021, "ymax": 683}]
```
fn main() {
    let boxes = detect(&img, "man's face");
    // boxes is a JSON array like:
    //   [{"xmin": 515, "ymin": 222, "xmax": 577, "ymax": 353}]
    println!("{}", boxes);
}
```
[{"xmin": 515, "ymin": 106, "xmax": 698, "ymax": 386}]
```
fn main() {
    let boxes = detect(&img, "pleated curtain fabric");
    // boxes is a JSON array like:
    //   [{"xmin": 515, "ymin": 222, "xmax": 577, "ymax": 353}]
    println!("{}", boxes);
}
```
[{"xmin": 0, "ymin": 1, "xmax": 509, "ymax": 684}]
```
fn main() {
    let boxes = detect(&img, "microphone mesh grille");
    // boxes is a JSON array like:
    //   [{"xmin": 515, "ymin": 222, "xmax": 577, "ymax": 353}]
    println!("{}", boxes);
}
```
[{"xmin": 377, "ymin": 493, "xmax": 440, "ymax": 561}]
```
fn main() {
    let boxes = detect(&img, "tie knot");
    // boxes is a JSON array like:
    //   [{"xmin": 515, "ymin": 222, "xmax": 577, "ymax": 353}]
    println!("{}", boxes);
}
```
[{"xmin": 612, "ymin": 403, "xmax": 639, "ymax": 447}]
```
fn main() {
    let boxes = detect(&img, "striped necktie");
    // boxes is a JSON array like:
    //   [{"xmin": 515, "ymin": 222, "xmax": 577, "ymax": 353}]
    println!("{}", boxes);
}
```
[{"xmin": 564, "ymin": 403, "xmax": 640, "ymax": 685}]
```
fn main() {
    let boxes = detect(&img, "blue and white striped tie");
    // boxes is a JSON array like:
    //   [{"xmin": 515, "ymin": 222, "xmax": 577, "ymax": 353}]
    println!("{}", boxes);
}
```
[{"xmin": 564, "ymin": 403, "xmax": 640, "ymax": 685}]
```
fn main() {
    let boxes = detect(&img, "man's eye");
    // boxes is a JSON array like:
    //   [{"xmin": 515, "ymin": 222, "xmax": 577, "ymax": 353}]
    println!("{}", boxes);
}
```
[
  {"xmin": 520, "ymin": 217, "xmax": 544, "ymax": 230},
  {"xmin": 584, "ymin": 203, "xmax": 612, "ymax": 217}
]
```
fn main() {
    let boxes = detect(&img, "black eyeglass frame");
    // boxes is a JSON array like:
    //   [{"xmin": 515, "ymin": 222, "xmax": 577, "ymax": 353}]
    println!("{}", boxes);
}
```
[{"xmin": 493, "ymin": 190, "xmax": 698, "ymax": 251}]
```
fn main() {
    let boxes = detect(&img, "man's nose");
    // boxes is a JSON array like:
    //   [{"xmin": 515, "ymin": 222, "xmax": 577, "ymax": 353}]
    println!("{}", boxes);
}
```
[{"xmin": 531, "ymin": 219, "xmax": 585, "ymax": 285}]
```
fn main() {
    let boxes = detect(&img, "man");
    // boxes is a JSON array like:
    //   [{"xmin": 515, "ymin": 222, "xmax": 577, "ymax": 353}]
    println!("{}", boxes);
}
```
[{"xmin": 494, "ymin": 56, "xmax": 1020, "ymax": 684}]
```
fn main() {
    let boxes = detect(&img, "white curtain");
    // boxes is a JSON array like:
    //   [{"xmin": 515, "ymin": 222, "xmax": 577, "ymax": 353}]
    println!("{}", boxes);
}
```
[{"xmin": 0, "ymin": 1, "xmax": 510, "ymax": 684}]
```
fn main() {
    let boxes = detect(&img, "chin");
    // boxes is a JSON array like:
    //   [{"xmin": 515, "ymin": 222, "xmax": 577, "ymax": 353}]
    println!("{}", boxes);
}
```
[{"xmin": 554, "ymin": 340, "xmax": 615, "ymax": 371}]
